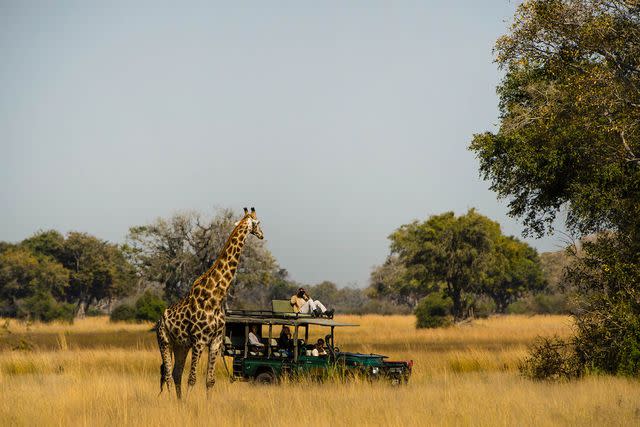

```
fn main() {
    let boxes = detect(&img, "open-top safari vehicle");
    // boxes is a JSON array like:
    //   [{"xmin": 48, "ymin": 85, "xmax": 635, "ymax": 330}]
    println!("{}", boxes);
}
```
[{"xmin": 222, "ymin": 300, "xmax": 413, "ymax": 385}]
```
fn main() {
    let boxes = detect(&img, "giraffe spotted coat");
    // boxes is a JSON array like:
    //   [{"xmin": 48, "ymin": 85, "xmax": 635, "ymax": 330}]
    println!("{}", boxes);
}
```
[{"xmin": 156, "ymin": 208, "xmax": 263, "ymax": 398}]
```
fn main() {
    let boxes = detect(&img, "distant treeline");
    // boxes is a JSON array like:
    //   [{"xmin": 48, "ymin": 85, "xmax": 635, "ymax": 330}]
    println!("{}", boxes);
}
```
[{"xmin": 0, "ymin": 208, "xmax": 574, "ymax": 322}]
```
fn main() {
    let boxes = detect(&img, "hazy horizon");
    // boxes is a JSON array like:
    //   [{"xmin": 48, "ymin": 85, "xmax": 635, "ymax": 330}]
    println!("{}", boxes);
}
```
[{"xmin": 1, "ymin": 1, "xmax": 571, "ymax": 288}]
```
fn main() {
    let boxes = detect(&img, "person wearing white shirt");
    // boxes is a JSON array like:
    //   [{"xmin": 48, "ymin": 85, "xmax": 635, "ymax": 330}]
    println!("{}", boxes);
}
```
[
  {"xmin": 248, "ymin": 325, "xmax": 265, "ymax": 348},
  {"xmin": 311, "ymin": 338, "xmax": 327, "ymax": 357},
  {"xmin": 290, "ymin": 288, "xmax": 334, "ymax": 318}
]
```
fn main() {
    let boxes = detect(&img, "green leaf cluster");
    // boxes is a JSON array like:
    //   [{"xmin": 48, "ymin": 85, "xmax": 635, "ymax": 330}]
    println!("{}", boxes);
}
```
[
  {"xmin": 471, "ymin": 0, "xmax": 640, "ymax": 237},
  {"xmin": 110, "ymin": 291, "xmax": 167, "ymax": 323},
  {"xmin": 134, "ymin": 291, "xmax": 166, "ymax": 322},
  {"xmin": 414, "ymin": 293, "xmax": 453, "ymax": 329}
]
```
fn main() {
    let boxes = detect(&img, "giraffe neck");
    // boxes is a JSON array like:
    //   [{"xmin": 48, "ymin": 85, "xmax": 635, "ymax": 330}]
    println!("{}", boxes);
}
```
[{"xmin": 192, "ymin": 220, "xmax": 250, "ymax": 297}]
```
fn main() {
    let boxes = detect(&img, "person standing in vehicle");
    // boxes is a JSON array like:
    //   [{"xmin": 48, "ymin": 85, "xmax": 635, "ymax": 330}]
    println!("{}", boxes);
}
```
[{"xmin": 290, "ymin": 287, "xmax": 334, "ymax": 318}]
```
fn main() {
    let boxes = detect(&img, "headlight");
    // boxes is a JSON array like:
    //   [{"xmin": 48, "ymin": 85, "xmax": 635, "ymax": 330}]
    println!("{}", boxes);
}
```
[{"xmin": 371, "ymin": 367, "xmax": 379, "ymax": 375}]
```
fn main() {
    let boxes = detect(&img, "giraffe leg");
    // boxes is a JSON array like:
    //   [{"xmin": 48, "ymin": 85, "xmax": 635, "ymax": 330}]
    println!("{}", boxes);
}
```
[
  {"xmin": 172, "ymin": 345, "xmax": 188, "ymax": 400},
  {"xmin": 186, "ymin": 342, "xmax": 204, "ymax": 396},
  {"xmin": 205, "ymin": 334, "xmax": 224, "ymax": 397},
  {"xmin": 156, "ymin": 321, "xmax": 174, "ymax": 397}
]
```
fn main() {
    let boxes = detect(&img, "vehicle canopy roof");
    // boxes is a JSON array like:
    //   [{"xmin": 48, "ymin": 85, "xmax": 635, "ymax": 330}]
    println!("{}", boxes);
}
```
[{"xmin": 225, "ymin": 312, "xmax": 358, "ymax": 327}]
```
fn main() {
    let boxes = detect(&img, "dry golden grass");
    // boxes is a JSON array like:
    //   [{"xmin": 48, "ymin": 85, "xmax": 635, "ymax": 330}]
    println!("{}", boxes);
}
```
[
  {"xmin": 1, "ymin": 315, "xmax": 638, "ymax": 426},
  {"xmin": 0, "ymin": 316, "xmax": 152, "ymax": 334}
]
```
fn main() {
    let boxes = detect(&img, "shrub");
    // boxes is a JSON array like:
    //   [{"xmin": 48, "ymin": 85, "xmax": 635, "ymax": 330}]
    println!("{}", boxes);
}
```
[
  {"xmin": 619, "ymin": 338, "xmax": 640, "ymax": 376},
  {"xmin": 415, "ymin": 293, "xmax": 453, "ymax": 329},
  {"xmin": 470, "ymin": 296, "xmax": 495, "ymax": 318},
  {"xmin": 519, "ymin": 336, "xmax": 582, "ymax": 381},
  {"xmin": 573, "ymin": 300, "xmax": 640, "ymax": 377},
  {"xmin": 533, "ymin": 293, "xmax": 570, "ymax": 314},
  {"xmin": 15, "ymin": 291, "xmax": 74, "ymax": 322},
  {"xmin": 134, "ymin": 291, "xmax": 166, "ymax": 322},
  {"xmin": 521, "ymin": 236, "xmax": 640, "ymax": 380},
  {"xmin": 86, "ymin": 307, "xmax": 105, "ymax": 317},
  {"xmin": 506, "ymin": 293, "xmax": 571, "ymax": 315},
  {"xmin": 110, "ymin": 304, "xmax": 136, "ymax": 322},
  {"xmin": 506, "ymin": 299, "xmax": 530, "ymax": 315}
]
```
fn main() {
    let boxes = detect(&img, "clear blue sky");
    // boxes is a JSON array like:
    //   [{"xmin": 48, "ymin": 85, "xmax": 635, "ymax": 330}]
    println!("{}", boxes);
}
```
[{"xmin": 1, "ymin": 1, "xmax": 567, "ymax": 287}]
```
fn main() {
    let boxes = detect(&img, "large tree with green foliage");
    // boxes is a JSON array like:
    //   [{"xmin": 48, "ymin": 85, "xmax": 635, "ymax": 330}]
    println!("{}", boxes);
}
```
[
  {"xmin": 0, "ymin": 246, "xmax": 72, "ymax": 320},
  {"xmin": 471, "ymin": 0, "xmax": 639, "ymax": 237},
  {"xmin": 388, "ymin": 210, "xmax": 501, "ymax": 319},
  {"xmin": 470, "ymin": 0, "xmax": 640, "ymax": 376},
  {"xmin": 373, "ymin": 210, "xmax": 544, "ymax": 320},
  {"xmin": 59, "ymin": 232, "xmax": 136, "ymax": 315}
]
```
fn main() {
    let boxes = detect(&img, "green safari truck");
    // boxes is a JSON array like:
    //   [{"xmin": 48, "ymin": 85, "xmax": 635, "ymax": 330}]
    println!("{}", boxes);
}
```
[{"xmin": 222, "ymin": 307, "xmax": 413, "ymax": 385}]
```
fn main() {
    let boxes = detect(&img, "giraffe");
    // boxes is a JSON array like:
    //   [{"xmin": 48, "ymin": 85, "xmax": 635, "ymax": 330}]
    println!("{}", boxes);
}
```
[{"xmin": 155, "ymin": 207, "xmax": 263, "ymax": 398}]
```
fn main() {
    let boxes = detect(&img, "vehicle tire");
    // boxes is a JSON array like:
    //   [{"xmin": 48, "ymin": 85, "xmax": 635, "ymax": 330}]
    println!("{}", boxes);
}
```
[{"xmin": 254, "ymin": 371, "xmax": 276, "ymax": 385}]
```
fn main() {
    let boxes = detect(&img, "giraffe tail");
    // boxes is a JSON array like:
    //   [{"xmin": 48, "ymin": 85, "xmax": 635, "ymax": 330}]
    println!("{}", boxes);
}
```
[
  {"xmin": 155, "ymin": 319, "xmax": 167, "ymax": 396},
  {"xmin": 159, "ymin": 362, "xmax": 167, "ymax": 395}
]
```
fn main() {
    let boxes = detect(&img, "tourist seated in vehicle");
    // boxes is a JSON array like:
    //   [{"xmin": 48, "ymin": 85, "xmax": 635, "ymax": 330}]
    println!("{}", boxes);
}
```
[
  {"xmin": 248, "ymin": 325, "xmax": 265, "ymax": 350},
  {"xmin": 311, "ymin": 338, "xmax": 327, "ymax": 357},
  {"xmin": 290, "ymin": 287, "xmax": 335, "ymax": 318},
  {"xmin": 278, "ymin": 326, "xmax": 292, "ymax": 348},
  {"xmin": 277, "ymin": 326, "xmax": 293, "ymax": 357}
]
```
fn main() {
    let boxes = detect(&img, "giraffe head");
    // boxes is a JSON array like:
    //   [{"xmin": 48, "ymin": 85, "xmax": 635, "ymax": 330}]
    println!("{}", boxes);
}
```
[{"xmin": 242, "ymin": 207, "xmax": 264, "ymax": 240}]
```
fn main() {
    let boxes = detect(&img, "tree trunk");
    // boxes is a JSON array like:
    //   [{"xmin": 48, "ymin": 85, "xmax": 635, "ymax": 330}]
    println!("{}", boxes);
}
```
[
  {"xmin": 451, "ymin": 286, "xmax": 463, "ymax": 320},
  {"xmin": 496, "ymin": 300, "xmax": 508, "ymax": 314},
  {"xmin": 493, "ymin": 293, "xmax": 509, "ymax": 314},
  {"xmin": 75, "ymin": 298, "xmax": 88, "ymax": 319}
]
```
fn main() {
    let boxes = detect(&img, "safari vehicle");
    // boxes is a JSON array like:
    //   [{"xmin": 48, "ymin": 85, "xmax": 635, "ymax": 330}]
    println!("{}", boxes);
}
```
[{"xmin": 222, "ymin": 301, "xmax": 413, "ymax": 385}]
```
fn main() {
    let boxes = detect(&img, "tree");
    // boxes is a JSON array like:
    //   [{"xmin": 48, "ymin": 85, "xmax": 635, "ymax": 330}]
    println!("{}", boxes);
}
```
[
  {"xmin": 373, "ymin": 210, "xmax": 545, "ymax": 320},
  {"xmin": 22, "ymin": 230, "xmax": 65, "ymax": 261},
  {"xmin": 265, "ymin": 269, "xmax": 298, "ymax": 301},
  {"xmin": 304, "ymin": 281, "xmax": 370, "ymax": 314},
  {"xmin": 484, "ymin": 236, "xmax": 546, "ymax": 313},
  {"xmin": 0, "ymin": 242, "xmax": 15, "ymax": 254},
  {"xmin": 368, "ymin": 256, "xmax": 417, "ymax": 308},
  {"xmin": 470, "ymin": 0, "xmax": 640, "ymax": 238},
  {"xmin": 21, "ymin": 230, "xmax": 136, "ymax": 316},
  {"xmin": 470, "ymin": 0, "xmax": 640, "ymax": 377},
  {"xmin": 127, "ymin": 209, "xmax": 280, "ymax": 305},
  {"xmin": 0, "ymin": 247, "xmax": 70, "ymax": 320},
  {"xmin": 59, "ymin": 232, "xmax": 136, "ymax": 316},
  {"xmin": 0, "ymin": 230, "xmax": 136, "ymax": 320},
  {"xmin": 540, "ymin": 249, "xmax": 573, "ymax": 293},
  {"xmin": 387, "ymin": 209, "xmax": 501, "ymax": 320}
]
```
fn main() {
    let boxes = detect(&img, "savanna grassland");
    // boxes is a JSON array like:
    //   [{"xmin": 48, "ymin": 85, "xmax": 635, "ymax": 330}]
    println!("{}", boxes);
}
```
[{"xmin": 1, "ymin": 315, "xmax": 638, "ymax": 427}]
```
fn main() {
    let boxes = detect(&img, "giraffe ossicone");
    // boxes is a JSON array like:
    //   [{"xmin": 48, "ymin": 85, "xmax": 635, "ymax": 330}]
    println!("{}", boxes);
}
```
[{"xmin": 155, "ymin": 207, "xmax": 263, "ymax": 398}]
